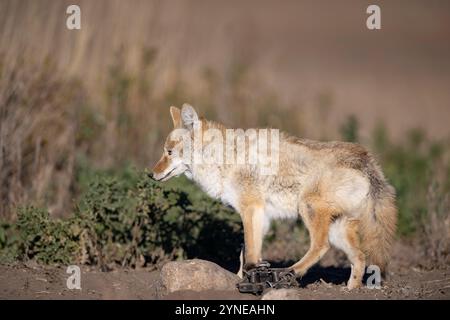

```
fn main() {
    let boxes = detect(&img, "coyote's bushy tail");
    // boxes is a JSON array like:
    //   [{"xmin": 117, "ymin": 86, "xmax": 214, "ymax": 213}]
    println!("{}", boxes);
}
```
[{"xmin": 360, "ymin": 162, "xmax": 398, "ymax": 273}]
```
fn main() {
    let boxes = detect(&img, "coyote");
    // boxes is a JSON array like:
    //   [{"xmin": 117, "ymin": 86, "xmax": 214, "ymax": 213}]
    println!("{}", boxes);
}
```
[{"xmin": 152, "ymin": 104, "xmax": 397, "ymax": 289}]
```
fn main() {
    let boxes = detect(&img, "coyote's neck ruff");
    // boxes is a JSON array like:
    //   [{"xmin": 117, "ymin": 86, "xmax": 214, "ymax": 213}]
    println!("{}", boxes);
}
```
[{"xmin": 152, "ymin": 104, "xmax": 397, "ymax": 289}]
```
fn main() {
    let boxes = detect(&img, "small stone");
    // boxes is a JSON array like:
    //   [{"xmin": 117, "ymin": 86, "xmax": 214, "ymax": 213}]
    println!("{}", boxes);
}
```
[{"xmin": 157, "ymin": 259, "xmax": 240, "ymax": 296}]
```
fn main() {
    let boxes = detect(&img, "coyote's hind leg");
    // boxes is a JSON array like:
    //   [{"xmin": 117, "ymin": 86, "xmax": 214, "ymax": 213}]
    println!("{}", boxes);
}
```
[
  {"xmin": 329, "ymin": 218, "xmax": 366, "ymax": 289},
  {"xmin": 290, "ymin": 201, "xmax": 332, "ymax": 276}
]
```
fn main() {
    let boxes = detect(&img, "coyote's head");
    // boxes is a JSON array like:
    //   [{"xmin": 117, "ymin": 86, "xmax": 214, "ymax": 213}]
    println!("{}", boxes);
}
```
[{"xmin": 151, "ymin": 104, "xmax": 200, "ymax": 181}]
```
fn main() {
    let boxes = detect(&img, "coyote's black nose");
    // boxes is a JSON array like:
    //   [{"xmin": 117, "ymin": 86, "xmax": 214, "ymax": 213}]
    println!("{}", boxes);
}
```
[{"xmin": 148, "ymin": 172, "xmax": 154, "ymax": 179}]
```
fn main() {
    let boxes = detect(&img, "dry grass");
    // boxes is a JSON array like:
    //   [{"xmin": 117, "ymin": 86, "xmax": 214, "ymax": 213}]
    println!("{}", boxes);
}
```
[
  {"xmin": 1, "ymin": 0, "xmax": 450, "ymax": 139},
  {"xmin": 0, "ymin": 56, "xmax": 81, "ymax": 218},
  {"xmin": 420, "ymin": 180, "xmax": 450, "ymax": 268}
]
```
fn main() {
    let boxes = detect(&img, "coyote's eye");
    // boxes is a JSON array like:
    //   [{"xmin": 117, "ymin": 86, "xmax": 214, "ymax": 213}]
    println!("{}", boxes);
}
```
[{"xmin": 167, "ymin": 149, "xmax": 172, "ymax": 156}]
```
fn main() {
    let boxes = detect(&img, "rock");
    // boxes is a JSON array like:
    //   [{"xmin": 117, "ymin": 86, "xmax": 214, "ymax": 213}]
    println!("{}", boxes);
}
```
[
  {"xmin": 262, "ymin": 288, "xmax": 301, "ymax": 300},
  {"xmin": 157, "ymin": 259, "xmax": 240, "ymax": 296}
]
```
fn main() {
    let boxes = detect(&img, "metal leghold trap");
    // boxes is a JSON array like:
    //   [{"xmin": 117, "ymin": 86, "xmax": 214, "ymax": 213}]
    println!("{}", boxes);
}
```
[{"xmin": 237, "ymin": 261, "xmax": 298, "ymax": 295}]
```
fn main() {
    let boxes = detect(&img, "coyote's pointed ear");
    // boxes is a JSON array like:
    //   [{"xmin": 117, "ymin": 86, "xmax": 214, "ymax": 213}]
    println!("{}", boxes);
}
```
[
  {"xmin": 169, "ymin": 106, "xmax": 182, "ymax": 128},
  {"xmin": 181, "ymin": 103, "xmax": 199, "ymax": 129}
]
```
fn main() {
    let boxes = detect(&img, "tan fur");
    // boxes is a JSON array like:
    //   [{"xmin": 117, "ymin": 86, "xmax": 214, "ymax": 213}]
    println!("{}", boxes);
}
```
[
  {"xmin": 291, "ymin": 197, "xmax": 333, "ymax": 277},
  {"xmin": 360, "ymin": 187, "xmax": 397, "ymax": 273},
  {"xmin": 152, "ymin": 104, "xmax": 398, "ymax": 289},
  {"xmin": 239, "ymin": 196, "xmax": 265, "ymax": 267}
]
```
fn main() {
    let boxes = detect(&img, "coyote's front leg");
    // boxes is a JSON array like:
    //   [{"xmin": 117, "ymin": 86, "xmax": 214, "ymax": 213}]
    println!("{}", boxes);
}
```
[
  {"xmin": 240, "ymin": 200, "xmax": 265, "ymax": 270},
  {"xmin": 237, "ymin": 248, "xmax": 244, "ymax": 278}
]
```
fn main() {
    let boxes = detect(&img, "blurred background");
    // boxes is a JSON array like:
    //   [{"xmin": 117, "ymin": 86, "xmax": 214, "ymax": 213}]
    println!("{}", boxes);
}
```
[{"xmin": 0, "ymin": 0, "xmax": 449, "ymax": 269}]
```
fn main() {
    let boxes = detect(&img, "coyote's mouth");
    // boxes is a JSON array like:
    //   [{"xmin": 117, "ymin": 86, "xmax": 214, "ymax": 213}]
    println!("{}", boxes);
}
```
[{"xmin": 156, "ymin": 167, "xmax": 177, "ymax": 181}]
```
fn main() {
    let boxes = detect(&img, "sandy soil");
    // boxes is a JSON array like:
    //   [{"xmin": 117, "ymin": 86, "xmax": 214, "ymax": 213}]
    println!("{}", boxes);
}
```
[{"xmin": 0, "ymin": 243, "xmax": 448, "ymax": 300}]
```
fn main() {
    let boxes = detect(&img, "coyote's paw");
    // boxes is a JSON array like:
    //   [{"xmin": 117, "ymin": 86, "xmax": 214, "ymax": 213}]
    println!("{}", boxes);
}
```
[
  {"xmin": 243, "ymin": 263, "xmax": 257, "ymax": 271},
  {"xmin": 290, "ymin": 266, "xmax": 307, "ymax": 278},
  {"xmin": 346, "ymin": 279, "xmax": 363, "ymax": 290}
]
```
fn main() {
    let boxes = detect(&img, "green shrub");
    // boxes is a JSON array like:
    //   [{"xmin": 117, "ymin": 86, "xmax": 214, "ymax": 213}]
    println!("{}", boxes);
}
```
[
  {"xmin": 0, "ymin": 221, "xmax": 20, "ymax": 262},
  {"xmin": 339, "ymin": 114, "xmax": 359, "ymax": 143},
  {"xmin": 17, "ymin": 207, "xmax": 81, "ymax": 264},
  {"xmin": 1, "ymin": 170, "xmax": 243, "ymax": 270},
  {"xmin": 75, "ymin": 171, "xmax": 139, "ymax": 267}
]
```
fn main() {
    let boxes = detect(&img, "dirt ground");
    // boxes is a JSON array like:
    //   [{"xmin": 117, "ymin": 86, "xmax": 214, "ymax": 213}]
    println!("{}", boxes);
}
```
[{"xmin": 0, "ymin": 242, "xmax": 448, "ymax": 300}]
